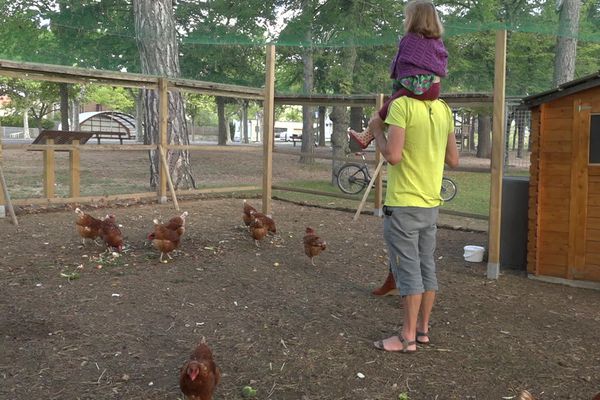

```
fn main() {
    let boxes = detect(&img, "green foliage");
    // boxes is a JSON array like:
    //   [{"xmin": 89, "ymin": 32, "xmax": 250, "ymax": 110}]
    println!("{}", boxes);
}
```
[
  {"xmin": 0, "ymin": 113, "xmax": 54, "ymax": 129},
  {"xmin": 280, "ymin": 106, "xmax": 302, "ymax": 122},
  {"xmin": 84, "ymin": 85, "xmax": 134, "ymax": 113},
  {"xmin": 0, "ymin": 0, "xmax": 599, "ymax": 100}
]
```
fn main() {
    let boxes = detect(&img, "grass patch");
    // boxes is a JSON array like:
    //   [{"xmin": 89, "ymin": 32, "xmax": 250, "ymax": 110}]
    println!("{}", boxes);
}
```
[{"xmin": 276, "ymin": 171, "xmax": 496, "ymax": 218}]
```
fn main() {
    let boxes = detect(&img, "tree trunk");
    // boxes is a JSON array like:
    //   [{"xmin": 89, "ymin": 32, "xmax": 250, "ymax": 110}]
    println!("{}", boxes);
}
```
[
  {"xmin": 350, "ymin": 107, "xmax": 363, "ymax": 132},
  {"xmin": 216, "ymin": 96, "xmax": 227, "ymax": 145},
  {"xmin": 72, "ymin": 98, "xmax": 80, "ymax": 131},
  {"xmin": 23, "ymin": 110, "xmax": 30, "ymax": 139},
  {"xmin": 516, "ymin": 112, "xmax": 526, "ymax": 158},
  {"xmin": 135, "ymin": 89, "xmax": 144, "ymax": 143},
  {"xmin": 505, "ymin": 112, "xmax": 514, "ymax": 166},
  {"xmin": 318, "ymin": 106, "xmax": 326, "ymax": 147},
  {"xmin": 133, "ymin": 0, "xmax": 194, "ymax": 189},
  {"xmin": 300, "ymin": 47, "xmax": 315, "ymax": 164},
  {"xmin": 242, "ymin": 100, "xmax": 249, "ymax": 144},
  {"xmin": 59, "ymin": 83, "xmax": 69, "ymax": 131},
  {"xmin": 469, "ymin": 115, "xmax": 476, "ymax": 152},
  {"xmin": 476, "ymin": 114, "xmax": 492, "ymax": 159},
  {"xmin": 329, "ymin": 106, "xmax": 349, "ymax": 184},
  {"xmin": 553, "ymin": 0, "xmax": 582, "ymax": 86}
]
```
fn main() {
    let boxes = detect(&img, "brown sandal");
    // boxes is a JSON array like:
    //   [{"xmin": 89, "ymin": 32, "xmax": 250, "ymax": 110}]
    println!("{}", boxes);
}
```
[
  {"xmin": 416, "ymin": 331, "xmax": 430, "ymax": 345},
  {"xmin": 373, "ymin": 335, "xmax": 416, "ymax": 353}
]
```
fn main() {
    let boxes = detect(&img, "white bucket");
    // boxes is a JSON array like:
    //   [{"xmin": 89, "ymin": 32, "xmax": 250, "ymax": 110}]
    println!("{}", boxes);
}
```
[{"xmin": 463, "ymin": 245, "xmax": 485, "ymax": 262}]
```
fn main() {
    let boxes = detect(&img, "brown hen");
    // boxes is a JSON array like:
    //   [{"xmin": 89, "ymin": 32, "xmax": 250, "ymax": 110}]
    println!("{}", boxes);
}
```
[
  {"xmin": 74, "ymin": 208, "xmax": 103, "ymax": 245},
  {"xmin": 179, "ymin": 340, "xmax": 221, "ymax": 400},
  {"xmin": 249, "ymin": 216, "xmax": 268, "ymax": 247},
  {"xmin": 148, "ymin": 211, "xmax": 188, "ymax": 263},
  {"xmin": 304, "ymin": 227, "xmax": 327, "ymax": 266},
  {"xmin": 100, "ymin": 214, "xmax": 124, "ymax": 252},
  {"xmin": 250, "ymin": 210, "xmax": 276, "ymax": 235},
  {"xmin": 242, "ymin": 200, "xmax": 257, "ymax": 226}
]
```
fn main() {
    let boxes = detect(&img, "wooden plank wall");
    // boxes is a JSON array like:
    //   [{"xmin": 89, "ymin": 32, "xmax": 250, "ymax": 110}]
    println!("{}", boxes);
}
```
[
  {"xmin": 533, "ymin": 97, "xmax": 573, "ymax": 278},
  {"xmin": 527, "ymin": 108, "xmax": 540, "ymax": 274},
  {"xmin": 530, "ymin": 86, "xmax": 600, "ymax": 283},
  {"xmin": 586, "ymin": 167, "xmax": 600, "ymax": 281},
  {"xmin": 584, "ymin": 89, "xmax": 600, "ymax": 283}
]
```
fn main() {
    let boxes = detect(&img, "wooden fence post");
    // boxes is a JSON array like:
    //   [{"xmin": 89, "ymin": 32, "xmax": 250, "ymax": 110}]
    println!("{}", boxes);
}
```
[
  {"xmin": 374, "ymin": 93, "xmax": 385, "ymax": 217},
  {"xmin": 0, "ymin": 137, "xmax": 5, "ymax": 217},
  {"xmin": 487, "ymin": 29, "xmax": 507, "ymax": 280},
  {"xmin": 158, "ymin": 77, "xmax": 168, "ymax": 204},
  {"xmin": 70, "ymin": 138, "xmax": 81, "ymax": 198},
  {"xmin": 262, "ymin": 44, "xmax": 276, "ymax": 215},
  {"xmin": 44, "ymin": 138, "xmax": 56, "ymax": 198}
]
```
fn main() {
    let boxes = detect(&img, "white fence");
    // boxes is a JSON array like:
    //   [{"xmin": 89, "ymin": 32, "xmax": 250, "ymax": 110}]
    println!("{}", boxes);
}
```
[{"xmin": 1, "ymin": 126, "xmax": 41, "ymax": 140}]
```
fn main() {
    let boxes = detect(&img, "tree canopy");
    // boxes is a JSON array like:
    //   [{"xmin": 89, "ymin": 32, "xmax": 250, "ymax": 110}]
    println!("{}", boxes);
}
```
[{"xmin": 0, "ymin": 0, "xmax": 599, "ymax": 97}]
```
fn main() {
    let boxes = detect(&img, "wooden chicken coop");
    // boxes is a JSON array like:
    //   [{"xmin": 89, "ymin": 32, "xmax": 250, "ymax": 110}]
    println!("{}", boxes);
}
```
[{"xmin": 522, "ymin": 70, "xmax": 600, "ymax": 289}]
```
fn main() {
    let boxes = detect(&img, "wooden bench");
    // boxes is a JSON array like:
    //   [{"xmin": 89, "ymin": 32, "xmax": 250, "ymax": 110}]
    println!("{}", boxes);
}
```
[
  {"xmin": 33, "ymin": 130, "xmax": 134, "ymax": 146},
  {"xmin": 92, "ymin": 130, "xmax": 133, "ymax": 144}
]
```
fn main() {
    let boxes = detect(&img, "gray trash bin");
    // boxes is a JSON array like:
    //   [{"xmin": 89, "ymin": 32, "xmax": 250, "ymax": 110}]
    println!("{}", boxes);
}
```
[{"xmin": 500, "ymin": 176, "xmax": 529, "ymax": 270}]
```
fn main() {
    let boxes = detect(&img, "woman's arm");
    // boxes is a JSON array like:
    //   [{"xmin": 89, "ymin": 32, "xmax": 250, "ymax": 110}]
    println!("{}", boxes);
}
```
[
  {"xmin": 445, "ymin": 131, "xmax": 459, "ymax": 168},
  {"xmin": 369, "ymin": 114, "xmax": 405, "ymax": 166}
]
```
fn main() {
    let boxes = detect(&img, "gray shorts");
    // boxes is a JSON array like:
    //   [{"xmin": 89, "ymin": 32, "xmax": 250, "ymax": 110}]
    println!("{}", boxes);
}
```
[{"xmin": 383, "ymin": 206, "xmax": 439, "ymax": 296}]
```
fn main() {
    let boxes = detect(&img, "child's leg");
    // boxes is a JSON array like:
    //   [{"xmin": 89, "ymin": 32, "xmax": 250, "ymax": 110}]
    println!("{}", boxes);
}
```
[
  {"xmin": 348, "ymin": 83, "xmax": 441, "ymax": 149},
  {"xmin": 349, "ymin": 88, "xmax": 411, "ymax": 149}
]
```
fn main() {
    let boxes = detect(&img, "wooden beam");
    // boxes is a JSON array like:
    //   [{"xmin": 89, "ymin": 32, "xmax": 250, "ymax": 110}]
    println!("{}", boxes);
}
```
[
  {"xmin": 43, "ymin": 138, "xmax": 56, "ymax": 198},
  {"xmin": 487, "ymin": 29, "xmax": 507, "ymax": 280},
  {"xmin": 567, "ymin": 99, "xmax": 590, "ymax": 279},
  {"xmin": 169, "ymin": 77, "xmax": 264, "ymax": 100},
  {"xmin": 0, "ymin": 59, "xmax": 158, "ymax": 88},
  {"xmin": 275, "ymin": 94, "xmax": 378, "ymax": 107},
  {"xmin": 273, "ymin": 148, "xmax": 378, "ymax": 164},
  {"xmin": 262, "ymin": 44, "xmax": 276, "ymax": 215},
  {"xmin": 159, "ymin": 146, "xmax": 180, "ymax": 211},
  {"xmin": 158, "ymin": 77, "xmax": 169, "ymax": 203},
  {"xmin": 374, "ymin": 94, "xmax": 385, "ymax": 216},
  {"xmin": 0, "ymin": 137, "xmax": 4, "ymax": 209},
  {"xmin": 12, "ymin": 192, "xmax": 157, "ymax": 206},
  {"xmin": 10, "ymin": 186, "xmax": 260, "ymax": 207},
  {"xmin": 353, "ymin": 159, "xmax": 385, "ymax": 221},
  {"xmin": 69, "ymin": 138, "xmax": 81, "ymax": 198},
  {"xmin": 272, "ymin": 185, "xmax": 362, "ymax": 201},
  {"xmin": 0, "ymin": 165, "xmax": 17, "ymax": 225}
]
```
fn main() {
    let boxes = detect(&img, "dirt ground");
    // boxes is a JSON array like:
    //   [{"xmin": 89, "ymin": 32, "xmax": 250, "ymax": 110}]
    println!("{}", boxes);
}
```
[{"xmin": 1, "ymin": 198, "xmax": 599, "ymax": 400}]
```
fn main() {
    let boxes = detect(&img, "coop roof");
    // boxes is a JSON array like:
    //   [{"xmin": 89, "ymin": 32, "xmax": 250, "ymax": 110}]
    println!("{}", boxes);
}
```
[
  {"xmin": 79, "ymin": 111, "xmax": 136, "ymax": 134},
  {"xmin": 520, "ymin": 70, "xmax": 600, "ymax": 109}
]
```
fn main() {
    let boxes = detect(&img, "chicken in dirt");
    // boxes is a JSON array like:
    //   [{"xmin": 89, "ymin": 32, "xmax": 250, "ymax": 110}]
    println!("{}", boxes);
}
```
[
  {"xmin": 100, "ymin": 214, "xmax": 124, "ymax": 252},
  {"xmin": 303, "ymin": 227, "xmax": 327, "ymax": 266},
  {"xmin": 249, "ymin": 209, "xmax": 276, "ymax": 235},
  {"xmin": 242, "ymin": 200, "xmax": 257, "ymax": 226},
  {"xmin": 74, "ymin": 208, "xmax": 103, "ymax": 246},
  {"xmin": 179, "ymin": 340, "xmax": 221, "ymax": 400},
  {"xmin": 148, "ymin": 211, "xmax": 188, "ymax": 263},
  {"xmin": 249, "ymin": 216, "xmax": 268, "ymax": 247}
]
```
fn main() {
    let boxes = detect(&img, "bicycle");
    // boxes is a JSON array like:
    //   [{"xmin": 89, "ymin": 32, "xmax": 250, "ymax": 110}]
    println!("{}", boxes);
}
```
[{"xmin": 336, "ymin": 152, "xmax": 457, "ymax": 201}]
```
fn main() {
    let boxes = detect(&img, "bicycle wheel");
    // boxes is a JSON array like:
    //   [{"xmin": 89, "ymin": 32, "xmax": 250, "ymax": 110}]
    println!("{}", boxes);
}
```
[
  {"xmin": 337, "ymin": 163, "xmax": 369, "ymax": 195},
  {"xmin": 441, "ymin": 177, "xmax": 457, "ymax": 201}
]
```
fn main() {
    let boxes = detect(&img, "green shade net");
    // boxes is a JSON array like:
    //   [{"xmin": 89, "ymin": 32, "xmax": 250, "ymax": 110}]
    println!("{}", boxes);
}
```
[{"xmin": 0, "ymin": 1, "xmax": 599, "ymax": 97}]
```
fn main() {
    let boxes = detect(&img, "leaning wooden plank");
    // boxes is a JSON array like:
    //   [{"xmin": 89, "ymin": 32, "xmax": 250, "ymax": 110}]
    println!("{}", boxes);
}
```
[
  {"xmin": 158, "ymin": 147, "xmax": 180, "ymax": 211},
  {"xmin": 0, "ymin": 165, "xmax": 18, "ymax": 225},
  {"xmin": 353, "ymin": 158, "xmax": 385, "ymax": 221}
]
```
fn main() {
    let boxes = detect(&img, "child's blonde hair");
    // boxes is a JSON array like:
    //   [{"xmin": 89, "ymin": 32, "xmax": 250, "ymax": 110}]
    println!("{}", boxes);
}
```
[{"xmin": 403, "ymin": 0, "xmax": 444, "ymax": 38}]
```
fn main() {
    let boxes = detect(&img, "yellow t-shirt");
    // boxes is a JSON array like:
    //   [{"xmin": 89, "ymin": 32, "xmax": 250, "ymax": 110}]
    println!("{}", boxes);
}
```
[{"xmin": 383, "ymin": 96, "xmax": 454, "ymax": 207}]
